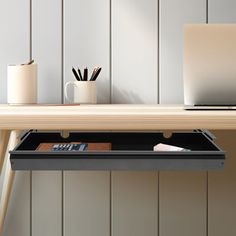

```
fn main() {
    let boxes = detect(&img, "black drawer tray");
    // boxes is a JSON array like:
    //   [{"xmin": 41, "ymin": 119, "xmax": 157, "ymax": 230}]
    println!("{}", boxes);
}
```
[{"xmin": 10, "ymin": 131, "xmax": 225, "ymax": 171}]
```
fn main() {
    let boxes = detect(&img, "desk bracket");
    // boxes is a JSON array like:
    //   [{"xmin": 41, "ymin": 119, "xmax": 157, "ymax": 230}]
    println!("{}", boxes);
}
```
[
  {"xmin": 20, "ymin": 129, "xmax": 36, "ymax": 140},
  {"xmin": 195, "ymin": 129, "xmax": 216, "ymax": 141}
]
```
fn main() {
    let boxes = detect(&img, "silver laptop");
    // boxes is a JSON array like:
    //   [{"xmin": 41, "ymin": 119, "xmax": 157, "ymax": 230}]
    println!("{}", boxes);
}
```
[{"xmin": 183, "ymin": 24, "xmax": 236, "ymax": 110}]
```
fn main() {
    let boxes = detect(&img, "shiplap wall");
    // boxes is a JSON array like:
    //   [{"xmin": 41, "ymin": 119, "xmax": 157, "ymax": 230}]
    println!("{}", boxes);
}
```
[{"xmin": 1, "ymin": 0, "xmax": 236, "ymax": 236}]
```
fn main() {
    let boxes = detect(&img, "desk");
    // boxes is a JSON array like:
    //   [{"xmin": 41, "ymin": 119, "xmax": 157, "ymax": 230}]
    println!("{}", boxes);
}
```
[
  {"xmin": 0, "ymin": 104, "xmax": 235, "ymax": 235},
  {"xmin": 0, "ymin": 104, "xmax": 236, "ymax": 130}
]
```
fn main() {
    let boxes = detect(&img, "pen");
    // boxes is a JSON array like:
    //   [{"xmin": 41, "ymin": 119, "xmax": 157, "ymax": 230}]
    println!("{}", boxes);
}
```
[
  {"xmin": 83, "ymin": 67, "xmax": 88, "ymax": 81},
  {"xmin": 72, "ymin": 67, "xmax": 80, "ymax": 81},
  {"xmin": 90, "ymin": 67, "xmax": 99, "ymax": 81},
  {"xmin": 78, "ymin": 68, "xmax": 83, "ymax": 81},
  {"xmin": 91, "ymin": 67, "xmax": 102, "ymax": 81}
]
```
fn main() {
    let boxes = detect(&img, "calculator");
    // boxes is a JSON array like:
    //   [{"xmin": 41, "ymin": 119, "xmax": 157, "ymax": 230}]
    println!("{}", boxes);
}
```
[{"xmin": 51, "ymin": 143, "xmax": 88, "ymax": 151}]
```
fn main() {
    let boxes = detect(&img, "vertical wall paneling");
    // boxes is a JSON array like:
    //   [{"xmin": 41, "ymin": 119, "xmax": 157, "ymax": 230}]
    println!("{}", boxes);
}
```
[
  {"xmin": 112, "ymin": 0, "xmax": 158, "ymax": 232},
  {"xmin": 160, "ymin": 0, "xmax": 206, "ymax": 103},
  {"xmin": 0, "ymin": 0, "xmax": 30, "ymax": 235},
  {"xmin": 112, "ymin": 172, "xmax": 158, "ymax": 236},
  {"xmin": 159, "ymin": 1, "xmax": 207, "ymax": 235},
  {"xmin": 208, "ymin": 0, "xmax": 236, "ymax": 23},
  {"xmin": 0, "ymin": 0, "xmax": 30, "ymax": 103},
  {"xmin": 3, "ymin": 132, "xmax": 30, "ymax": 236},
  {"xmin": 3, "ymin": 171, "xmax": 30, "ymax": 236},
  {"xmin": 208, "ymin": 131, "xmax": 236, "ymax": 236},
  {"xmin": 64, "ymin": 1, "xmax": 110, "ymax": 235},
  {"xmin": 64, "ymin": 0, "xmax": 110, "ymax": 104},
  {"xmin": 206, "ymin": 3, "xmax": 236, "ymax": 236},
  {"xmin": 112, "ymin": 0, "xmax": 158, "ymax": 104},
  {"xmin": 32, "ymin": 0, "xmax": 62, "ymax": 236},
  {"xmin": 32, "ymin": 172, "xmax": 62, "ymax": 236},
  {"xmin": 32, "ymin": 0, "xmax": 62, "ymax": 104},
  {"xmin": 1, "ymin": 0, "xmax": 236, "ymax": 236},
  {"xmin": 159, "ymin": 172, "xmax": 207, "ymax": 236},
  {"xmin": 64, "ymin": 172, "xmax": 110, "ymax": 236}
]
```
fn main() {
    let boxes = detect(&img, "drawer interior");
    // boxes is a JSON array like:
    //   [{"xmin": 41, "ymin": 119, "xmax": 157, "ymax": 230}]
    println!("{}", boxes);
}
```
[{"xmin": 15, "ymin": 131, "xmax": 219, "ymax": 152}]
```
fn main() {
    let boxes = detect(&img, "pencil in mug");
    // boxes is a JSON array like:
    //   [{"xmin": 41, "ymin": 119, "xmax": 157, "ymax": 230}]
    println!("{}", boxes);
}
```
[
  {"xmin": 90, "ymin": 67, "xmax": 102, "ymax": 81},
  {"xmin": 72, "ymin": 67, "xmax": 80, "ymax": 81}
]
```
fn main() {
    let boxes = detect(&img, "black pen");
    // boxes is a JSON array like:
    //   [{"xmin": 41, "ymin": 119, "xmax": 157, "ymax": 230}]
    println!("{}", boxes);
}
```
[
  {"xmin": 83, "ymin": 67, "xmax": 88, "ymax": 81},
  {"xmin": 91, "ymin": 67, "xmax": 102, "ymax": 81},
  {"xmin": 90, "ymin": 67, "xmax": 99, "ymax": 81},
  {"xmin": 78, "ymin": 68, "xmax": 83, "ymax": 81},
  {"xmin": 72, "ymin": 67, "xmax": 80, "ymax": 81}
]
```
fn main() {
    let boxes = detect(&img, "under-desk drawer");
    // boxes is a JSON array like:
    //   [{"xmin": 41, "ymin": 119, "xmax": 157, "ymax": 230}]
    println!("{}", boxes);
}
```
[{"xmin": 10, "ymin": 131, "xmax": 225, "ymax": 171}]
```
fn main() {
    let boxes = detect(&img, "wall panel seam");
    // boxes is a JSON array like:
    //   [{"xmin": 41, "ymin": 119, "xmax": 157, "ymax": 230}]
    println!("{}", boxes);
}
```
[
  {"xmin": 157, "ymin": 172, "xmax": 160, "ymax": 236},
  {"xmin": 62, "ymin": 171, "xmax": 64, "ymax": 236},
  {"xmin": 110, "ymin": 0, "xmax": 112, "ymax": 234},
  {"xmin": 206, "ymin": 3, "xmax": 208, "ymax": 236},
  {"xmin": 157, "ymin": 0, "xmax": 160, "ymax": 105},
  {"xmin": 29, "ymin": 0, "xmax": 32, "ymax": 60},
  {"xmin": 29, "ymin": 1, "xmax": 32, "ymax": 235},
  {"xmin": 61, "ymin": 0, "xmax": 64, "ymax": 236},
  {"xmin": 206, "ymin": 171, "xmax": 208, "ymax": 236},
  {"xmin": 158, "ymin": 0, "xmax": 161, "ymax": 104},
  {"xmin": 30, "ymin": 171, "xmax": 32, "ymax": 236},
  {"xmin": 110, "ymin": 0, "xmax": 113, "ymax": 104},
  {"xmin": 206, "ymin": 0, "xmax": 208, "ymax": 24},
  {"xmin": 157, "ymin": 1, "xmax": 160, "ymax": 235},
  {"xmin": 109, "ymin": 171, "xmax": 112, "ymax": 236},
  {"xmin": 61, "ymin": 0, "xmax": 64, "ymax": 105}
]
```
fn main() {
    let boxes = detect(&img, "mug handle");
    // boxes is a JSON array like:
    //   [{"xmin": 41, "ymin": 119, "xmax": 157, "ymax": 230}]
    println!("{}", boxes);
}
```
[{"xmin": 65, "ymin": 81, "xmax": 77, "ymax": 103}]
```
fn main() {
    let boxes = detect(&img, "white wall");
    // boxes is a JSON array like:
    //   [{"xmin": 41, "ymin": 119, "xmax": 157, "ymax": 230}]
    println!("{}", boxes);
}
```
[{"xmin": 1, "ymin": 0, "xmax": 236, "ymax": 236}]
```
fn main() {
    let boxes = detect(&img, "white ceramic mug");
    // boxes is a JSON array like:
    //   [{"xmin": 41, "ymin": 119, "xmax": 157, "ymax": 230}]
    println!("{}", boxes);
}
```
[
  {"xmin": 65, "ymin": 81, "xmax": 97, "ymax": 104},
  {"xmin": 7, "ymin": 63, "xmax": 37, "ymax": 105}
]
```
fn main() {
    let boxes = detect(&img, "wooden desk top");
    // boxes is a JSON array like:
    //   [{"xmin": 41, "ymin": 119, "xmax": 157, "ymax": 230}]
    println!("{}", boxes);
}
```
[{"xmin": 0, "ymin": 104, "xmax": 235, "ymax": 130}]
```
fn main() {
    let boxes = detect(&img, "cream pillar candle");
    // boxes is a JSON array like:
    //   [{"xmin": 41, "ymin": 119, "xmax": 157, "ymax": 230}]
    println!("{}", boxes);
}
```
[{"xmin": 7, "ymin": 63, "xmax": 37, "ymax": 104}]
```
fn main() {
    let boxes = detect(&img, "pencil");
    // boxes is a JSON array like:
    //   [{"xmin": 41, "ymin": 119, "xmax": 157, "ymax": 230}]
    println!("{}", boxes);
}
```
[
  {"xmin": 72, "ymin": 67, "xmax": 80, "ymax": 81},
  {"xmin": 91, "ymin": 67, "xmax": 102, "ymax": 81},
  {"xmin": 83, "ymin": 67, "xmax": 88, "ymax": 81},
  {"xmin": 78, "ymin": 68, "xmax": 83, "ymax": 81}
]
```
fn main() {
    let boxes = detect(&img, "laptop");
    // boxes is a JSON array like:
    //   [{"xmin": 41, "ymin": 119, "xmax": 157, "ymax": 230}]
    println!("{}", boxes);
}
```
[{"xmin": 183, "ymin": 24, "xmax": 236, "ymax": 110}]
